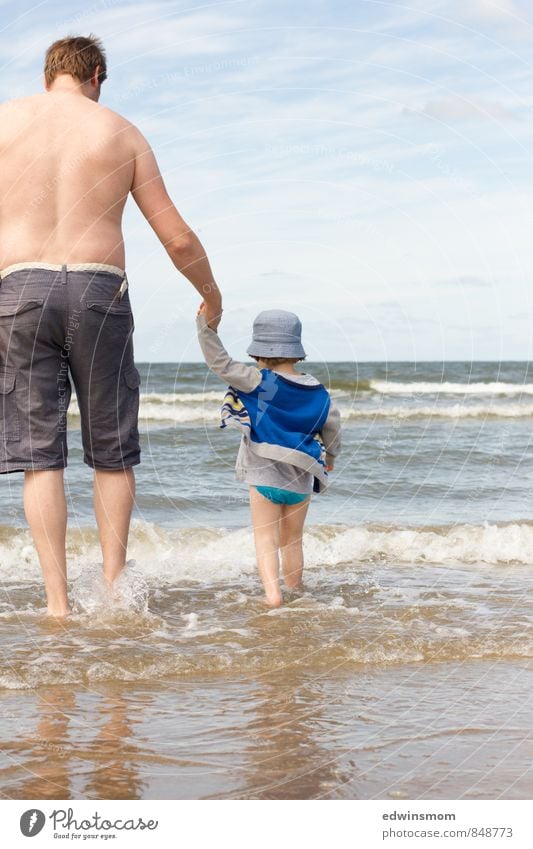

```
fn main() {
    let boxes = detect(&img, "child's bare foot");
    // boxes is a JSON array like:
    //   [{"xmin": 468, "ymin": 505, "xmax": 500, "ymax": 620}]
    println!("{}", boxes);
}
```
[{"xmin": 264, "ymin": 590, "xmax": 283, "ymax": 608}]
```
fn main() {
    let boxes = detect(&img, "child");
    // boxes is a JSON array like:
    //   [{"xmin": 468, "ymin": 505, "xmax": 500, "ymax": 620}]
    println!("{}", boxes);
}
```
[{"xmin": 197, "ymin": 304, "xmax": 341, "ymax": 607}]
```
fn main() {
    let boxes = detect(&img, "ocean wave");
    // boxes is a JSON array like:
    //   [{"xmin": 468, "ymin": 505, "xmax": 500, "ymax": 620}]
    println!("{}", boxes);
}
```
[
  {"xmin": 307, "ymin": 521, "xmax": 533, "ymax": 566},
  {"xmin": 67, "ymin": 392, "xmax": 222, "ymax": 424},
  {"xmin": 2, "ymin": 634, "xmax": 531, "ymax": 689},
  {"xmin": 370, "ymin": 380, "xmax": 533, "ymax": 396},
  {"xmin": 59, "ymin": 382, "xmax": 533, "ymax": 426},
  {"xmin": 0, "ymin": 584, "xmax": 531, "ymax": 688},
  {"xmin": 64, "ymin": 397, "xmax": 533, "ymax": 423},
  {"xmin": 135, "ymin": 391, "xmax": 223, "ymax": 403},
  {"xmin": 67, "ymin": 387, "xmax": 350, "ymax": 424},
  {"xmin": 343, "ymin": 402, "xmax": 533, "ymax": 419},
  {"xmin": 2, "ymin": 519, "xmax": 533, "ymax": 585},
  {"xmin": 2, "ymin": 519, "xmax": 532, "ymax": 688}
]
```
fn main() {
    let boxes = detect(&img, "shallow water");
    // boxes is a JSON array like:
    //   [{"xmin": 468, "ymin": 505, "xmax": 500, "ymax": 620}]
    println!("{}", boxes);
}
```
[
  {"xmin": 1, "ymin": 361, "xmax": 532, "ymax": 798},
  {"xmin": 1, "ymin": 662, "xmax": 531, "ymax": 800},
  {"xmin": 1, "ymin": 547, "xmax": 532, "ymax": 688}
]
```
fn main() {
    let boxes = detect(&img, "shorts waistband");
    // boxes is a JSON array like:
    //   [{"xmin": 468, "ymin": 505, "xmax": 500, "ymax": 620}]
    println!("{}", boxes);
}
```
[{"xmin": 0, "ymin": 262, "xmax": 126, "ymax": 280}]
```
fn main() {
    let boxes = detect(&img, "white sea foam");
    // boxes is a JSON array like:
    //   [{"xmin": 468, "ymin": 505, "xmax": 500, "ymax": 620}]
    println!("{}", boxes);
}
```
[
  {"xmin": 2, "ymin": 519, "xmax": 533, "ymax": 587},
  {"xmin": 138, "ymin": 403, "xmax": 219, "ymax": 423},
  {"xmin": 65, "ymin": 395, "xmax": 533, "ymax": 423},
  {"xmin": 65, "ymin": 385, "xmax": 533, "ymax": 426},
  {"xmin": 308, "ymin": 522, "xmax": 533, "ymax": 566},
  {"xmin": 140, "ymin": 392, "xmax": 223, "ymax": 403},
  {"xmin": 343, "ymin": 402, "xmax": 533, "ymax": 419},
  {"xmin": 68, "ymin": 392, "xmax": 222, "ymax": 423},
  {"xmin": 370, "ymin": 380, "xmax": 533, "ymax": 396},
  {"xmin": 71, "ymin": 561, "xmax": 149, "ymax": 615}
]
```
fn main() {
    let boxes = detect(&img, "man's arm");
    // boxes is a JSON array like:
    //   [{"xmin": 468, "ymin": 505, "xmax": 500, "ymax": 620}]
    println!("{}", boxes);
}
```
[{"xmin": 130, "ymin": 128, "xmax": 222, "ymax": 329}]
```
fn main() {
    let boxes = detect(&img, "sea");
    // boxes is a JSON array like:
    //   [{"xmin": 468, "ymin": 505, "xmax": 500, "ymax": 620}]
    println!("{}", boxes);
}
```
[{"xmin": 0, "ymin": 361, "xmax": 532, "ymax": 799}]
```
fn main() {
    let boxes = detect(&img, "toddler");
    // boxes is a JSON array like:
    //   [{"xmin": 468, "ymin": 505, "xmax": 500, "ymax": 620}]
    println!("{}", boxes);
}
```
[{"xmin": 197, "ymin": 304, "xmax": 341, "ymax": 606}]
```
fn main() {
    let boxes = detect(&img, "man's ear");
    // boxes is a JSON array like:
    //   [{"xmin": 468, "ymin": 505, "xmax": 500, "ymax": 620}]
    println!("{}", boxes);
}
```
[
  {"xmin": 44, "ymin": 74, "xmax": 50, "ymax": 91},
  {"xmin": 91, "ymin": 65, "xmax": 101, "ymax": 87}
]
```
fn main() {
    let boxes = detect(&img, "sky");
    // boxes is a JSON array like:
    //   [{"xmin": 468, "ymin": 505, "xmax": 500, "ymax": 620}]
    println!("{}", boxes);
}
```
[{"xmin": 1, "ymin": 0, "xmax": 533, "ymax": 361}]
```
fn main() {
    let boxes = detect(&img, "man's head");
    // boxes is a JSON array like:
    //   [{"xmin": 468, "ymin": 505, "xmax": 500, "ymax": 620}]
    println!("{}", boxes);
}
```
[{"xmin": 44, "ymin": 35, "xmax": 107, "ymax": 101}]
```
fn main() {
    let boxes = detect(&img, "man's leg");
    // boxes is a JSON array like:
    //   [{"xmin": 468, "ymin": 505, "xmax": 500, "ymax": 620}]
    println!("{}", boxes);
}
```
[
  {"xmin": 280, "ymin": 497, "xmax": 310, "ymax": 590},
  {"xmin": 249, "ymin": 486, "xmax": 283, "ymax": 607},
  {"xmin": 64, "ymin": 271, "xmax": 140, "ymax": 586},
  {"xmin": 94, "ymin": 468, "xmax": 136, "ymax": 584},
  {"xmin": 23, "ymin": 469, "xmax": 69, "ymax": 617},
  {"xmin": 0, "ymin": 269, "xmax": 70, "ymax": 615}
]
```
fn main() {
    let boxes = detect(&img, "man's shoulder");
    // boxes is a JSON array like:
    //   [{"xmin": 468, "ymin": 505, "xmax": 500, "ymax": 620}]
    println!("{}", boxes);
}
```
[
  {"xmin": 0, "ymin": 93, "xmax": 42, "ymax": 113},
  {"xmin": 0, "ymin": 94, "xmax": 136, "ymax": 130},
  {"xmin": 88, "ymin": 101, "xmax": 132, "ymax": 129},
  {"xmin": 95, "ymin": 105, "xmax": 144, "ymax": 146},
  {"xmin": 0, "ymin": 95, "xmax": 44, "ymax": 141}
]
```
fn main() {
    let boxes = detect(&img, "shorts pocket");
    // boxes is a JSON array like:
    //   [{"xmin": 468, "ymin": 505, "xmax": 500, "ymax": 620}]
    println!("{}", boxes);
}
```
[
  {"xmin": 124, "ymin": 366, "xmax": 141, "ymax": 390},
  {"xmin": 0, "ymin": 368, "xmax": 20, "ymax": 441},
  {"xmin": 123, "ymin": 367, "xmax": 140, "ymax": 437},
  {"xmin": 0, "ymin": 299, "xmax": 44, "ymax": 324},
  {"xmin": 86, "ymin": 297, "xmax": 132, "ymax": 317}
]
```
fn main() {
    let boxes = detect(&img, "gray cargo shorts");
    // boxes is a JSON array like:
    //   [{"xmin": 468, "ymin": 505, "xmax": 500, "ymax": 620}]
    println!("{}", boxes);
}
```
[{"xmin": 0, "ymin": 263, "xmax": 141, "ymax": 473}]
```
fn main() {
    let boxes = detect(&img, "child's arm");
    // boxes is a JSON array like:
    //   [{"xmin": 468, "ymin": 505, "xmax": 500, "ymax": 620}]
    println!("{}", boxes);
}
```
[
  {"xmin": 321, "ymin": 402, "xmax": 342, "ymax": 471},
  {"xmin": 196, "ymin": 306, "xmax": 262, "ymax": 393}
]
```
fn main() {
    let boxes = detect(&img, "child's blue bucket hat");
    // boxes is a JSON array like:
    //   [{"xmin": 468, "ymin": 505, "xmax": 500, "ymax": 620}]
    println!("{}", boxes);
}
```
[{"xmin": 246, "ymin": 309, "xmax": 306, "ymax": 359}]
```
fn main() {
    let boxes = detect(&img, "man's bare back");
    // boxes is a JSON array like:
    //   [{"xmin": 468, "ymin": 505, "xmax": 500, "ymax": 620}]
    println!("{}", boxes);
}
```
[
  {"xmin": 0, "ymin": 71, "xmax": 222, "ymax": 329},
  {"xmin": 0, "ymin": 90, "xmax": 138, "ymax": 269}
]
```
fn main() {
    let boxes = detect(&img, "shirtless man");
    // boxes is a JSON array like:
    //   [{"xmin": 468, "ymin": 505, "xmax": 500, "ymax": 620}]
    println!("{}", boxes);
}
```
[{"xmin": 0, "ymin": 36, "xmax": 222, "ymax": 616}]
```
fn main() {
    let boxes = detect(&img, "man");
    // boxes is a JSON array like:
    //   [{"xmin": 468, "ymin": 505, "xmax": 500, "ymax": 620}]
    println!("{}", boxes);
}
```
[{"xmin": 0, "ymin": 35, "xmax": 222, "ymax": 616}]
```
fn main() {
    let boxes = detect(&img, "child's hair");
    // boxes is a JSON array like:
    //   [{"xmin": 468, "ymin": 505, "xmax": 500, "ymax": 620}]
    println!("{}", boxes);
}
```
[{"xmin": 250, "ymin": 356, "xmax": 305, "ymax": 367}]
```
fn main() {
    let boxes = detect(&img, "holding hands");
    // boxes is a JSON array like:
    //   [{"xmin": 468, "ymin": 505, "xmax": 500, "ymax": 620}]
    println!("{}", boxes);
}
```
[{"xmin": 197, "ymin": 298, "xmax": 222, "ymax": 332}]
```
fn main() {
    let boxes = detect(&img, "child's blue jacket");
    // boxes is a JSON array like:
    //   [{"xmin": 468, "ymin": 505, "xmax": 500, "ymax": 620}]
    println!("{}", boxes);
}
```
[{"xmin": 221, "ymin": 368, "xmax": 331, "ymax": 492}]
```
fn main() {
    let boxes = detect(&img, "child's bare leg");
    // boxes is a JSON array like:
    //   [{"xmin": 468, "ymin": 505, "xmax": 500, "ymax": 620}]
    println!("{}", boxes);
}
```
[
  {"xmin": 280, "ymin": 497, "xmax": 310, "ymax": 590},
  {"xmin": 249, "ymin": 487, "xmax": 283, "ymax": 607}
]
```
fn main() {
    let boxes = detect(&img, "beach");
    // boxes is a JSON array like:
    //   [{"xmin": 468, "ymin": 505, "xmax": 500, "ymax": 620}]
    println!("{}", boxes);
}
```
[{"xmin": 0, "ymin": 361, "xmax": 532, "ymax": 799}]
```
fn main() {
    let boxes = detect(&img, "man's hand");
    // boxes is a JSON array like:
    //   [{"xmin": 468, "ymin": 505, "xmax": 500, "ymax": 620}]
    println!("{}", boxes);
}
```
[
  {"xmin": 197, "ymin": 300, "xmax": 222, "ymax": 331},
  {"xmin": 325, "ymin": 462, "xmax": 334, "ymax": 472}
]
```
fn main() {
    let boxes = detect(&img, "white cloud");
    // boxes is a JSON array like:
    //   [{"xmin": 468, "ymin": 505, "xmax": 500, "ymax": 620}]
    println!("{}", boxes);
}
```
[
  {"xmin": 438, "ymin": 275, "xmax": 491, "ymax": 287},
  {"xmin": 461, "ymin": 0, "xmax": 522, "ymax": 20},
  {"xmin": 405, "ymin": 94, "xmax": 518, "ymax": 122}
]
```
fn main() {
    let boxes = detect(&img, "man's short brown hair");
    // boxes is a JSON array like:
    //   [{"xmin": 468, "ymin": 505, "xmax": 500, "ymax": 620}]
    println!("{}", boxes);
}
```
[{"xmin": 44, "ymin": 35, "xmax": 107, "ymax": 86}]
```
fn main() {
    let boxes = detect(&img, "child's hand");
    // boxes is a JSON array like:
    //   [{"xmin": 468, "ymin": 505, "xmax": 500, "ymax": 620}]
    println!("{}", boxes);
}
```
[{"xmin": 197, "ymin": 300, "xmax": 222, "ymax": 331}]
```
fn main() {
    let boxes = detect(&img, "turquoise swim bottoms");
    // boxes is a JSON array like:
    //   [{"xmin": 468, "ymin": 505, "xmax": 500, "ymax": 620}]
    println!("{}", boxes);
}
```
[{"xmin": 255, "ymin": 485, "xmax": 309, "ymax": 505}]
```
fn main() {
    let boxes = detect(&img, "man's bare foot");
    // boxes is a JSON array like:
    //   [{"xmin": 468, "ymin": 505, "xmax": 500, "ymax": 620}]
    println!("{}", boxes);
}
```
[
  {"xmin": 46, "ymin": 606, "xmax": 71, "ymax": 619},
  {"xmin": 103, "ymin": 564, "xmax": 126, "ymax": 585}
]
